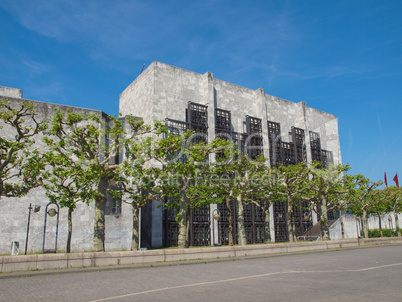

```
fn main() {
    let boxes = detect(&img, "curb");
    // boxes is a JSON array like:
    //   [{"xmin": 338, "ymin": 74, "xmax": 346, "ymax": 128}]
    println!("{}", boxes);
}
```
[{"xmin": 1, "ymin": 237, "xmax": 401, "ymax": 277}]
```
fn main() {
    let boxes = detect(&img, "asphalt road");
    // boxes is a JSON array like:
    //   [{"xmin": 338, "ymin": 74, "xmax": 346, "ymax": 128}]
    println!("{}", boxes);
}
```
[{"xmin": 1, "ymin": 245, "xmax": 401, "ymax": 302}]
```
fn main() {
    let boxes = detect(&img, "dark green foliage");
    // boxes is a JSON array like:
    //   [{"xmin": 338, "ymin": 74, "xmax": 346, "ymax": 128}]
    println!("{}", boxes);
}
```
[{"xmin": 369, "ymin": 229, "xmax": 398, "ymax": 238}]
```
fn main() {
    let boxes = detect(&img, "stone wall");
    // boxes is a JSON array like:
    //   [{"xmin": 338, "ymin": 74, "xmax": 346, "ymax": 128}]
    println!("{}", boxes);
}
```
[
  {"xmin": 0, "ymin": 94, "xmax": 133, "ymax": 254},
  {"xmin": 120, "ymin": 62, "xmax": 341, "ymax": 166},
  {"xmin": 329, "ymin": 213, "xmax": 402, "ymax": 240}
]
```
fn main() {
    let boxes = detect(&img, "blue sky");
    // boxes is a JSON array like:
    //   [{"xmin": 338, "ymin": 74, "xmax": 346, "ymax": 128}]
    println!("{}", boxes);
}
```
[{"xmin": 0, "ymin": 0, "xmax": 401, "ymax": 184}]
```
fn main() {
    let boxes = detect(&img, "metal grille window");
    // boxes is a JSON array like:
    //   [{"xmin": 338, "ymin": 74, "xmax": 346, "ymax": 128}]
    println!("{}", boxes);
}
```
[
  {"xmin": 165, "ymin": 119, "xmax": 188, "ymax": 135},
  {"xmin": 268, "ymin": 121, "xmax": 282, "ymax": 167},
  {"xmin": 309, "ymin": 131, "xmax": 322, "ymax": 162},
  {"xmin": 215, "ymin": 108, "xmax": 231, "ymax": 134},
  {"xmin": 217, "ymin": 202, "xmax": 237, "ymax": 245},
  {"xmin": 320, "ymin": 150, "xmax": 334, "ymax": 168},
  {"xmin": 291, "ymin": 127, "xmax": 306, "ymax": 164},
  {"xmin": 246, "ymin": 116, "xmax": 262, "ymax": 134},
  {"xmin": 309, "ymin": 131, "xmax": 333, "ymax": 168},
  {"xmin": 273, "ymin": 201, "xmax": 288, "ymax": 242},
  {"xmin": 281, "ymin": 142, "xmax": 296, "ymax": 166},
  {"xmin": 292, "ymin": 202, "xmax": 313, "ymax": 238},
  {"xmin": 232, "ymin": 132, "xmax": 247, "ymax": 154},
  {"xmin": 188, "ymin": 102, "xmax": 208, "ymax": 127},
  {"xmin": 244, "ymin": 203, "xmax": 265, "ymax": 244},
  {"xmin": 245, "ymin": 116, "xmax": 263, "ymax": 159},
  {"xmin": 190, "ymin": 207, "xmax": 210, "ymax": 246},
  {"xmin": 163, "ymin": 102, "xmax": 210, "ymax": 247}
]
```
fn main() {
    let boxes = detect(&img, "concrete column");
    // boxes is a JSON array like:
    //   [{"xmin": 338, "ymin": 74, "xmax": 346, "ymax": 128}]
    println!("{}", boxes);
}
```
[
  {"xmin": 256, "ymin": 88, "xmax": 270, "ymax": 160},
  {"xmin": 204, "ymin": 72, "xmax": 218, "ymax": 245},
  {"xmin": 298, "ymin": 101, "xmax": 312, "ymax": 164},
  {"xmin": 270, "ymin": 204, "xmax": 276, "ymax": 242},
  {"xmin": 204, "ymin": 72, "xmax": 215, "ymax": 142},
  {"xmin": 210, "ymin": 204, "xmax": 220, "ymax": 246}
]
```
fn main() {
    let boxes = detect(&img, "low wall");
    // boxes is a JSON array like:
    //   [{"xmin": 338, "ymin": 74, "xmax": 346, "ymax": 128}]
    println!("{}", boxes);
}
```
[{"xmin": 1, "ymin": 237, "xmax": 401, "ymax": 273}]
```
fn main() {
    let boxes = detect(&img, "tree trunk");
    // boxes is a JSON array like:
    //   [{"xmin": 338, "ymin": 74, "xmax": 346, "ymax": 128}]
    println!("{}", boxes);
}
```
[
  {"xmin": 394, "ymin": 211, "xmax": 401, "ymax": 237},
  {"xmin": 186, "ymin": 208, "xmax": 191, "ymax": 248},
  {"xmin": 339, "ymin": 211, "xmax": 345, "ymax": 239},
  {"xmin": 236, "ymin": 195, "xmax": 247, "ymax": 246},
  {"xmin": 226, "ymin": 197, "xmax": 234, "ymax": 246},
  {"xmin": 93, "ymin": 177, "xmax": 108, "ymax": 252},
  {"xmin": 264, "ymin": 207, "xmax": 271, "ymax": 243},
  {"xmin": 177, "ymin": 189, "xmax": 188, "ymax": 249},
  {"xmin": 378, "ymin": 213, "xmax": 383, "ymax": 237},
  {"xmin": 363, "ymin": 210, "xmax": 369, "ymax": 238},
  {"xmin": 320, "ymin": 196, "xmax": 329, "ymax": 241},
  {"xmin": 66, "ymin": 206, "xmax": 73, "ymax": 253},
  {"xmin": 131, "ymin": 206, "xmax": 140, "ymax": 251},
  {"xmin": 286, "ymin": 197, "xmax": 294, "ymax": 243}
]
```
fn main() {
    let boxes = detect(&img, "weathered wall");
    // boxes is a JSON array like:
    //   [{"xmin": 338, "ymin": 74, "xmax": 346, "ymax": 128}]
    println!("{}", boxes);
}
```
[
  {"xmin": 0, "ymin": 86, "xmax": 22, "ymax": 98},
  {"xmin": 1, "ymin": 61, "xmax": 345, "ymax": 253},
  {"xmin": 329, "ymin": 213, "xmax": 402, "ymax": 240},
  {"xmin": 120, "ymin": 62, "xmax": 343, "ymax": 246},
  {"xmin": 0, "ymin": 95, "xmax": 133, "ymax": 254}
]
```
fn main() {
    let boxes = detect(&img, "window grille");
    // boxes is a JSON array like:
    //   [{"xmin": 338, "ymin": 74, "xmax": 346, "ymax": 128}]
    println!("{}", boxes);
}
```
[
  {"xmin": 320, "ymin": 150, "xmax": 334, "ymax": 168},
  {"xmin": 215, "ymin": 108, "xmax": 231, "ymax": 134},
  {"xmin": 273, "ymin": 201, "xmax": 288, "ymax": 242},
  {"xmin": 291, "ymin": 127, "xmax": 306, "ymax": 164},
  {"xmin": 246, "ymin": 116, "xmax": 262, "ymax": 134},
  {"xmin": 281, "ymin": 142, "xmax": 296, "ymax": 166},
  {"xmin": 188, "ymin": 102, "xmax": 208, "ymax": 128},
  {"xmin": 268, "ymin": 121, "xmax": 282, "ymax": 167},
  {"xmin": 165, "ymin": 118, "xmax": 188, "ymax": 135},
  {"xmin": 309, "ymin": 131, "xmax": 322, "ymax": 162},
  {"xmin": 232, "ymin": 132, "xmax": 247, "ymax": 155},
  {"xmin": 245, "ymin": 116, "xmax": 263, "ymax": 159}
]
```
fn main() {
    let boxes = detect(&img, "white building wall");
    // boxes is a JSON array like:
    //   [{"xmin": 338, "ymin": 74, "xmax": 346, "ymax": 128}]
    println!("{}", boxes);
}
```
[{"xmin": 0, "ymin": 95, "xmax": 133, "ymax": 254}]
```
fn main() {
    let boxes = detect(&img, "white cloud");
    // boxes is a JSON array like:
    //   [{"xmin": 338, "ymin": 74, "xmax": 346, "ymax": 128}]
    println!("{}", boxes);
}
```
[{"xmin": 0, "ymin": 0, "xmax": 301, "ymax": 75}]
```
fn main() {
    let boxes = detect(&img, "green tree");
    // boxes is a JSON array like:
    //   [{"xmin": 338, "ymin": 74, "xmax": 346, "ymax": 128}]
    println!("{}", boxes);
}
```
[
  {"xmin": 0, "ymin": 99, "xmax": 46, "ymax": 198},
  {"xmin": 308, "ymin": 162, "xmax": 351, "ymax": 240},
  {"xmin": 112, "ymin": 119, "xmax": 166, "ymax": 250},
  {"xmin": 348, "ymin": 175, "xmax": 382, "ymax": 238},
  {"xmin": 271, "ymin": 163, "xmax": 310, "ymax": 243},
  {"xmin": 154, "ymin": 129, "xmax": 229, "ymax": 248},
  {"xmin": 42, "ymin": 151, "xmax": 93, "ymax": 253},
  {"xmin": 45, "ymin": 109, "xmax": 141, "ymax": 252},
  {"xmin": 243, "ymin": 158, "xmax": 274, "ymax": 244},
  {"xmin": 369, "ymin": 188, "xmax": 395, "ymax": 237},
  {"xmin": 380, "ymin": 186, "xmax": 401, "ymax": 237}
]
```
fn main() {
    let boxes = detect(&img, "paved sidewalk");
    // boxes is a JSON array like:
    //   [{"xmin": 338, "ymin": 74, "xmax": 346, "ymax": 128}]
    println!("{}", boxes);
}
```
[{"xmin": 1, "ymin": 242, "xmax": 401, "ymax": 279}]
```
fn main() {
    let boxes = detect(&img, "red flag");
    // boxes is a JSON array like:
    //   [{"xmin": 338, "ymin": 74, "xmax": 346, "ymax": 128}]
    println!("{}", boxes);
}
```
[
  {"xmin": 384, "ymin": 171, "xmax": 388, "ymax": 187},
  {"xmin": 393, "ymin": 173, "xmax": 399, "ymax": 188}
]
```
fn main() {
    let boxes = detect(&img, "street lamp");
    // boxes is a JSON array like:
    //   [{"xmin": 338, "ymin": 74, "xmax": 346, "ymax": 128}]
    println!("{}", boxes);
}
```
[
  {"xmin": 42, "ymin": 202, "xmax": 59, "ymax": 254},
  {"xmin": 25, "ymin": 203, "xmax": 41, "ymax": 255},
  {"xmin": 212, "ymin": 209, "xmax": 221, "ymax": 246}
]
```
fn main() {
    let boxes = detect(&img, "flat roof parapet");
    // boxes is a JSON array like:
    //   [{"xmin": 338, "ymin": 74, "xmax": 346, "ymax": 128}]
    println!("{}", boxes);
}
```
[{"xmin": 0, "ymin": 86, "xmax": 23, "ymax": 99}]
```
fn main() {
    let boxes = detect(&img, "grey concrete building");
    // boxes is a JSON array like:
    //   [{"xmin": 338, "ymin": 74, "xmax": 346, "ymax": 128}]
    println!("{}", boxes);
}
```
[
  {"xmin": 2, "ymin": 61, "xmax": 396, "ymax": 254},
  {"xmin": 120, "ymin": 61, "xmax": 342, "ymax": 247}
]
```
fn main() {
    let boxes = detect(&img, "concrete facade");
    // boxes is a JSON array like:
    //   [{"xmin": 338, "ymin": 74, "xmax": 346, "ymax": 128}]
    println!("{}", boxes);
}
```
[
  {"xmin": 120, "ymin": 62, "xmax": 343, "ymax": 245},
  {"xmin": 120, "ymin": 62, "xmax": 341, "ymax": 165},
  {"xmin": 3, "ymin": 61, "xmax": 390, "ymax": 254},
  {"xmin": 0, "ymin": 89, "xmax": 133, "ymax": 254}
]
